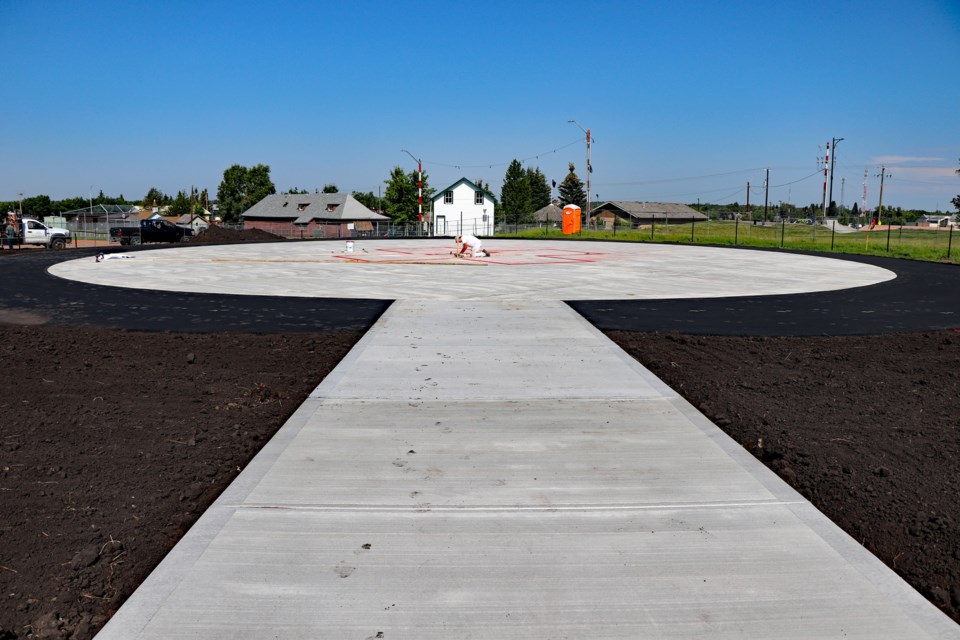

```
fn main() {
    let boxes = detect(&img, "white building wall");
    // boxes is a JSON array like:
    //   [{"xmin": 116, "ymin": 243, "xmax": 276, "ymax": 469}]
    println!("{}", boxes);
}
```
[{"xmin": 433, "ymin": 182, "xmax": 495, "ymax": 237}]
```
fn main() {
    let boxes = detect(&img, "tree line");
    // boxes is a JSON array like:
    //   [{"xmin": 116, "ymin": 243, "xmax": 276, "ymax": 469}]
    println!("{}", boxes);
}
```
[
  {"xmin": 2, "ymin": 159, "xmax": 590, "ymax": 225},
  {"xmin": 52, "ymin": 155, "xmax": 960, "ymax": 227}
]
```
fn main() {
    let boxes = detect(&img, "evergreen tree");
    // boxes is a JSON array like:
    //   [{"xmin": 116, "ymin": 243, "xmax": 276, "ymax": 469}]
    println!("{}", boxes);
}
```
[
  {"xmin": 322, "ymin": 184, "xmax": 339, "ymax": 193},
  {"xmin": 558, "ymin": 163, "xmax": 586, "ymax": 210},
  {"xmin": 526, "ymin": 167, "xmax": 551, "ymax": 211},
  {"xmin": 142, "ymin": 187, "xmax": 170, "ymax": 208},
  {"xmin": 500, "ymin": 159, "xmax": 531, "ymax": 225}
]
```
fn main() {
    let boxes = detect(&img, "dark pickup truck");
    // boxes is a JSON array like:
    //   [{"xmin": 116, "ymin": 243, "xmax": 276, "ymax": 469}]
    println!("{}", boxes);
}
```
[{"xmin": 109, "ymin": 219, "xmax": 193, "ymax": 245}]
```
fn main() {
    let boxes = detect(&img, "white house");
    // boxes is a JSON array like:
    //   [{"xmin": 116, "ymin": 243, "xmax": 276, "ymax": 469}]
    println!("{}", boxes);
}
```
[{"xmin": 431, "ymin": 178, "xmax": 496, "ymax": 237}]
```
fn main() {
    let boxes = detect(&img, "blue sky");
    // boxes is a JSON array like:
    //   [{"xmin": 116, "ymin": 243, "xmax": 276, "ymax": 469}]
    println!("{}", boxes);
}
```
[{"xmin": 2, "ymin": 0, "xmax": 959, "ymax": 212}]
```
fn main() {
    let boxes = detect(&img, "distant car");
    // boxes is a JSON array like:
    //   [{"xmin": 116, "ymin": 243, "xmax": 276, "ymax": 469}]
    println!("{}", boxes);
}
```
[{"xmin": 109, "ymin": 219, "xmax": 193, "ymax": 245}]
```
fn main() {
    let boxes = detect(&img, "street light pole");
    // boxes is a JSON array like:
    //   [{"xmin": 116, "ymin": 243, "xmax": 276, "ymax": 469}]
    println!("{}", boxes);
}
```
[
  {"xmin": 568, "ymin": 120, "xmax": 593, "ymax": 224},
  {"xmin": 828, "ymin": 137, "xmax": 844, "ymax": 220}
]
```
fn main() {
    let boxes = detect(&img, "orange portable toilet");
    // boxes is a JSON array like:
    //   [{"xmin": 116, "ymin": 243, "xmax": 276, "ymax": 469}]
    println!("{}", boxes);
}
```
[{"xmin": 562, "ymin": 205, "xmax": 582, "ymax": 235}]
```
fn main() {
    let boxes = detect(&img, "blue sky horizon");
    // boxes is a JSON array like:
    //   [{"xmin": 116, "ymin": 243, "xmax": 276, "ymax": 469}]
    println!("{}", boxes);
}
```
[{"xmin": 3, "ymin": 0, "xmax": 959, "ymax": 212}]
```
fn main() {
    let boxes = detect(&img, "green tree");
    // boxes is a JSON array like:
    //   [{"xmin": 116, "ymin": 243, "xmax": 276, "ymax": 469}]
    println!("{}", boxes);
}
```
[
  {"xmin": 383, "ymin": 166, "xmax": 432, "ymax": 223},
  {"xmin": 322, "ymin": 183, "xmax": 339, "ymax": 194},
  {"xmin": 285, "ymin": 187, "xmax": 310, "ymax": 194},
  {"xmin": 217, "ymin": 163, "xmax": 277, "ymax": 223},
  {"xmin": 526, "ymin": 166, "xmax": 551, "ymax": 211},
  {"xmin": 352, "ymin": 191, "xmax": 381, "ymax": 212},
  {"xmin": 168, "ymin": 190, "xmax": 192, "ymax": 216},
  {"xmin": 500, "ymin": 159, "xmax": 531, "ymax": 225},
  {"xmin": 142, "ymin": 187, "xmax": 170, "ymax": 208},
  {"xmin": 18, "ymin": 195, "xmax": 52, "ymax": 218},
  {"xmin": 558, "ymin": 162, "xmax": 586, "ymax": 210}
]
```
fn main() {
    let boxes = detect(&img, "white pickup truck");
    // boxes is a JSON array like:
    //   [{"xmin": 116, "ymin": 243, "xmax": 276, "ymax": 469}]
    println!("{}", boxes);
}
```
[{"xmin": 7, "ymin": 218, "xmax": 72, "ymax": 249}]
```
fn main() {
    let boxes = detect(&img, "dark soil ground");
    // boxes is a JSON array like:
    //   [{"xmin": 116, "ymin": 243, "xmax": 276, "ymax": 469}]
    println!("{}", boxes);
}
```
[
  {"xmin": 2, "ymin": 327, "xmax": 958, "ymax": 639},
  {"xmin": 0, "ymin": 326, "xmax": 361, "ymax": 640}
]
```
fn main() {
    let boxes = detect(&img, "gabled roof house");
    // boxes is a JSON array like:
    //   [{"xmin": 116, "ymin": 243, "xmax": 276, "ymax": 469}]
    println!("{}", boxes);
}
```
[
  {"xmin": 242, "ymin": 193, "xmax": 389, "ymax": 237},
  {"xmin": 592, "ymin": 201, "xmax": 706, "ymax": 225},
  {"xmin": 431, "ymin": 178, "xmax": 496, "ymax": 237}
]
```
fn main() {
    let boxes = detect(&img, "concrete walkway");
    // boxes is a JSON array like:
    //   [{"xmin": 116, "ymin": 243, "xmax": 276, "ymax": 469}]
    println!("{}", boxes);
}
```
[{"xmin": 60, "ymin": 240, "xmax": 956, "ymax": 639}]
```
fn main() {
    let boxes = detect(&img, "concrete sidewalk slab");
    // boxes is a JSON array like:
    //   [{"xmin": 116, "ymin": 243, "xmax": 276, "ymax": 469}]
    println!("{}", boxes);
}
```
[{"xmin": 94, "ymin": 292, "xmax": 959, "ymax": 639}]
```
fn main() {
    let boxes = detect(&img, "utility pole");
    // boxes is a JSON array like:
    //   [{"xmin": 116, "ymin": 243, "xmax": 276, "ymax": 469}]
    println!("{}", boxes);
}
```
[
  {"xmin": 862, "ymin": 168, "xmax": 869, "ymax": 226},
  {"xmin": 820, "ymin": 141, "xmax": 829, "ymax": 223},
  {"xmin": 400, "ymin": 149, "xmax": 423, "ymax": 231},
  {"xmin": 840, "ymin": 177, "xmax": 846, "ymax": 219},
  {"xmin": 568, "ymin": 121, "xmax": 593, "ymax": 223},
  {"xmin": 763, "ymin": 168, "xmax": 770, "ymax": 222},
  {"xmin": 876, "ymin": 166, "xmax": 892, "ymax": 225},
  {"xmin": 828, "ymin": 137, "xmax": 844, "ymax": 219}
]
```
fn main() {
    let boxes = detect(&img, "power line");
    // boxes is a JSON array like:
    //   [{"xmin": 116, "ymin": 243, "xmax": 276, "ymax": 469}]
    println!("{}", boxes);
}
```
[
  {"xmin": 420, "ymin": 138, "xmax": 583, "ymax": 171},
  {"xmin": 595, "ymin": 168, "xmax": 765, "ymax": 187}
]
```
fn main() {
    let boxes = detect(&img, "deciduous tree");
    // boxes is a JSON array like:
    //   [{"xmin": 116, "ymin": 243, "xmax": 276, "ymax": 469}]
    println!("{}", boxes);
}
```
[
  {"xmin": 217, "ymin": 163, "xmax": 277, "ymax": 223},
  {"xmin": 168, "ymin": 190, "xmax": 192, "ymax": 216},
  {"xmin": 352, "ymin": 191, "xmax": 381, "ymax": 212},
  {"xmin": 383, "ymin": 166, "xmax": 432, "ymax": 223}
]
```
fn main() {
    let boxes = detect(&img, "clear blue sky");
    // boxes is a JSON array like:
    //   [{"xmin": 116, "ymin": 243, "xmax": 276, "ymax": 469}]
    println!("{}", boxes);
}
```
[{"xmin": 3, "ymin": 0, "xmax": 959, "ymax": 212}]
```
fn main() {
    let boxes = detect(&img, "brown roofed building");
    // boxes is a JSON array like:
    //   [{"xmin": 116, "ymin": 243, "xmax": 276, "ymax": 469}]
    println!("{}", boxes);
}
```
[{"xmin": 592, "ymin": 201, "xmax": 706, "ymax": 226}]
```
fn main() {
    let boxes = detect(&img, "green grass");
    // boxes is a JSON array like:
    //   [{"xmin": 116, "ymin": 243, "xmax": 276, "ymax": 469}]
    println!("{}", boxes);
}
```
[{"xmin": 503, "ymin": 221, "xmax": 960, "ymax": 265}]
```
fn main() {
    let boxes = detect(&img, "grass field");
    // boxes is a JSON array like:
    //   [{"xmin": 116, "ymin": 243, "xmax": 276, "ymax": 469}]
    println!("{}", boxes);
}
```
[{"xmin": 504, "ymin": 220, "xmax": 960, "ymax": 264}]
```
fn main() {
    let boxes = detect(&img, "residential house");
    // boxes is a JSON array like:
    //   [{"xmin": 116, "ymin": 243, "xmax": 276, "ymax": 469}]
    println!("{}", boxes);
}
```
[
  {"xmin": 242, "ymin": 193, "xmax": 389, "ymax": 238},
  {"xmin": 175, "ymin": 213, "xmax": 212, "ymax": 232},
  {"xmin": 431, "ymin": 178, "xmax": 496, "ymax": 237},
  {"xmin": 591, "ymin": 201, "xmax": 707, "ymax": 227}
]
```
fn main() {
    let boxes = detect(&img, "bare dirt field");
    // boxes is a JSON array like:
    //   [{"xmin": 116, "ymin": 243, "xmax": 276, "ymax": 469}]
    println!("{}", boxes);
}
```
[{"xmin": 1, "ymin": 325, "xmax": 957, "ymax": 639}]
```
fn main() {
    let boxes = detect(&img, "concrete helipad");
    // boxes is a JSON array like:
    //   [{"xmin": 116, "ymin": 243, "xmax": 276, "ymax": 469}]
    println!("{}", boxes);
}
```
[{"xmin": 51, "ymin": 240, "xmax": 957, "ymax": 639}]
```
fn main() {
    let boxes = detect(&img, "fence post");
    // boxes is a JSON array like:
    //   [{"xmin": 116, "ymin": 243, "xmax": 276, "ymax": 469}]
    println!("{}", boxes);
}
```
[
  {"xmin": 735, "ymin": 216, "xmax": 739, "ymax": 245},
  {"xmin": 690, "ymin": 217, "xmax": 695, "ymax": 242},
  {"xmin": 886, "ymin": 222, "xmax": 892, "ymax": 252},
  {"xmin": 651, "ymin": 217, "xmax": 655, "ymax": 240},
  {"xmin": 831, "ymin": 220, "xmax": 836, "ymax": 251},
  {"xmin": 781, "ymin": 218, "xmax": 785, "ymax": 248},
  {"xmin": 948, "ymin": 225, "xmax": 954, "ymax": 259}
]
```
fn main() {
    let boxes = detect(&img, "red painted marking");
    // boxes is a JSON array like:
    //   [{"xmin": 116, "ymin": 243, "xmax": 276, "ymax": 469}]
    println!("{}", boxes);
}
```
[{"xmin": 337, "ymin": 245, "xmax": 619, "ymax": 266}]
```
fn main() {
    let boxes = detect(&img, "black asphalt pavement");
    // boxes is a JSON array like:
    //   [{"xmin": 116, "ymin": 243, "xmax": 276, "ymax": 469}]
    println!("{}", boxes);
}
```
[
  {"xmin": 1, "ymin": 245, "xmax": 958, "ymax": 336},
  {"xmin": 0, "ymin": 247, "xmax": 390, "ymax": 332},
  {"xmin": 570, "ymin": 250, "xmax": 960, "ymax": 336}
]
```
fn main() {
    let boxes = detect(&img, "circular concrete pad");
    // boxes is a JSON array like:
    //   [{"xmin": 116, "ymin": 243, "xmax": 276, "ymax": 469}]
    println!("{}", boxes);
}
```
[{"xmin": 50, "ymin": 240, "xmax": 895, "ymax": 301}]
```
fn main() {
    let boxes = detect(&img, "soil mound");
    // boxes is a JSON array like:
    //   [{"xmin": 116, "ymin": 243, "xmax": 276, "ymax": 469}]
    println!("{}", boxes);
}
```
[{"xmin": 191, "ymin": 225, "xmax": 283, "ymax": 244}]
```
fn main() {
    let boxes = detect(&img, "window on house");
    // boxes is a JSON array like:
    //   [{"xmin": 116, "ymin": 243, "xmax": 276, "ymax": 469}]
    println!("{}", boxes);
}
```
[
  {"xmin": 475, "ymin": 191, "xmax": 483, "ymax": 205},
  {"xmin": 297, "ymin": 203, "xmax": 310, "ymax": 212},
  {"xmin": 326, "ymin": 204, "xmax": 339, "ymax": 212},
  {"xmin": 444, "ymin": 191, "xmax": 453, "ymax": 204}
]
